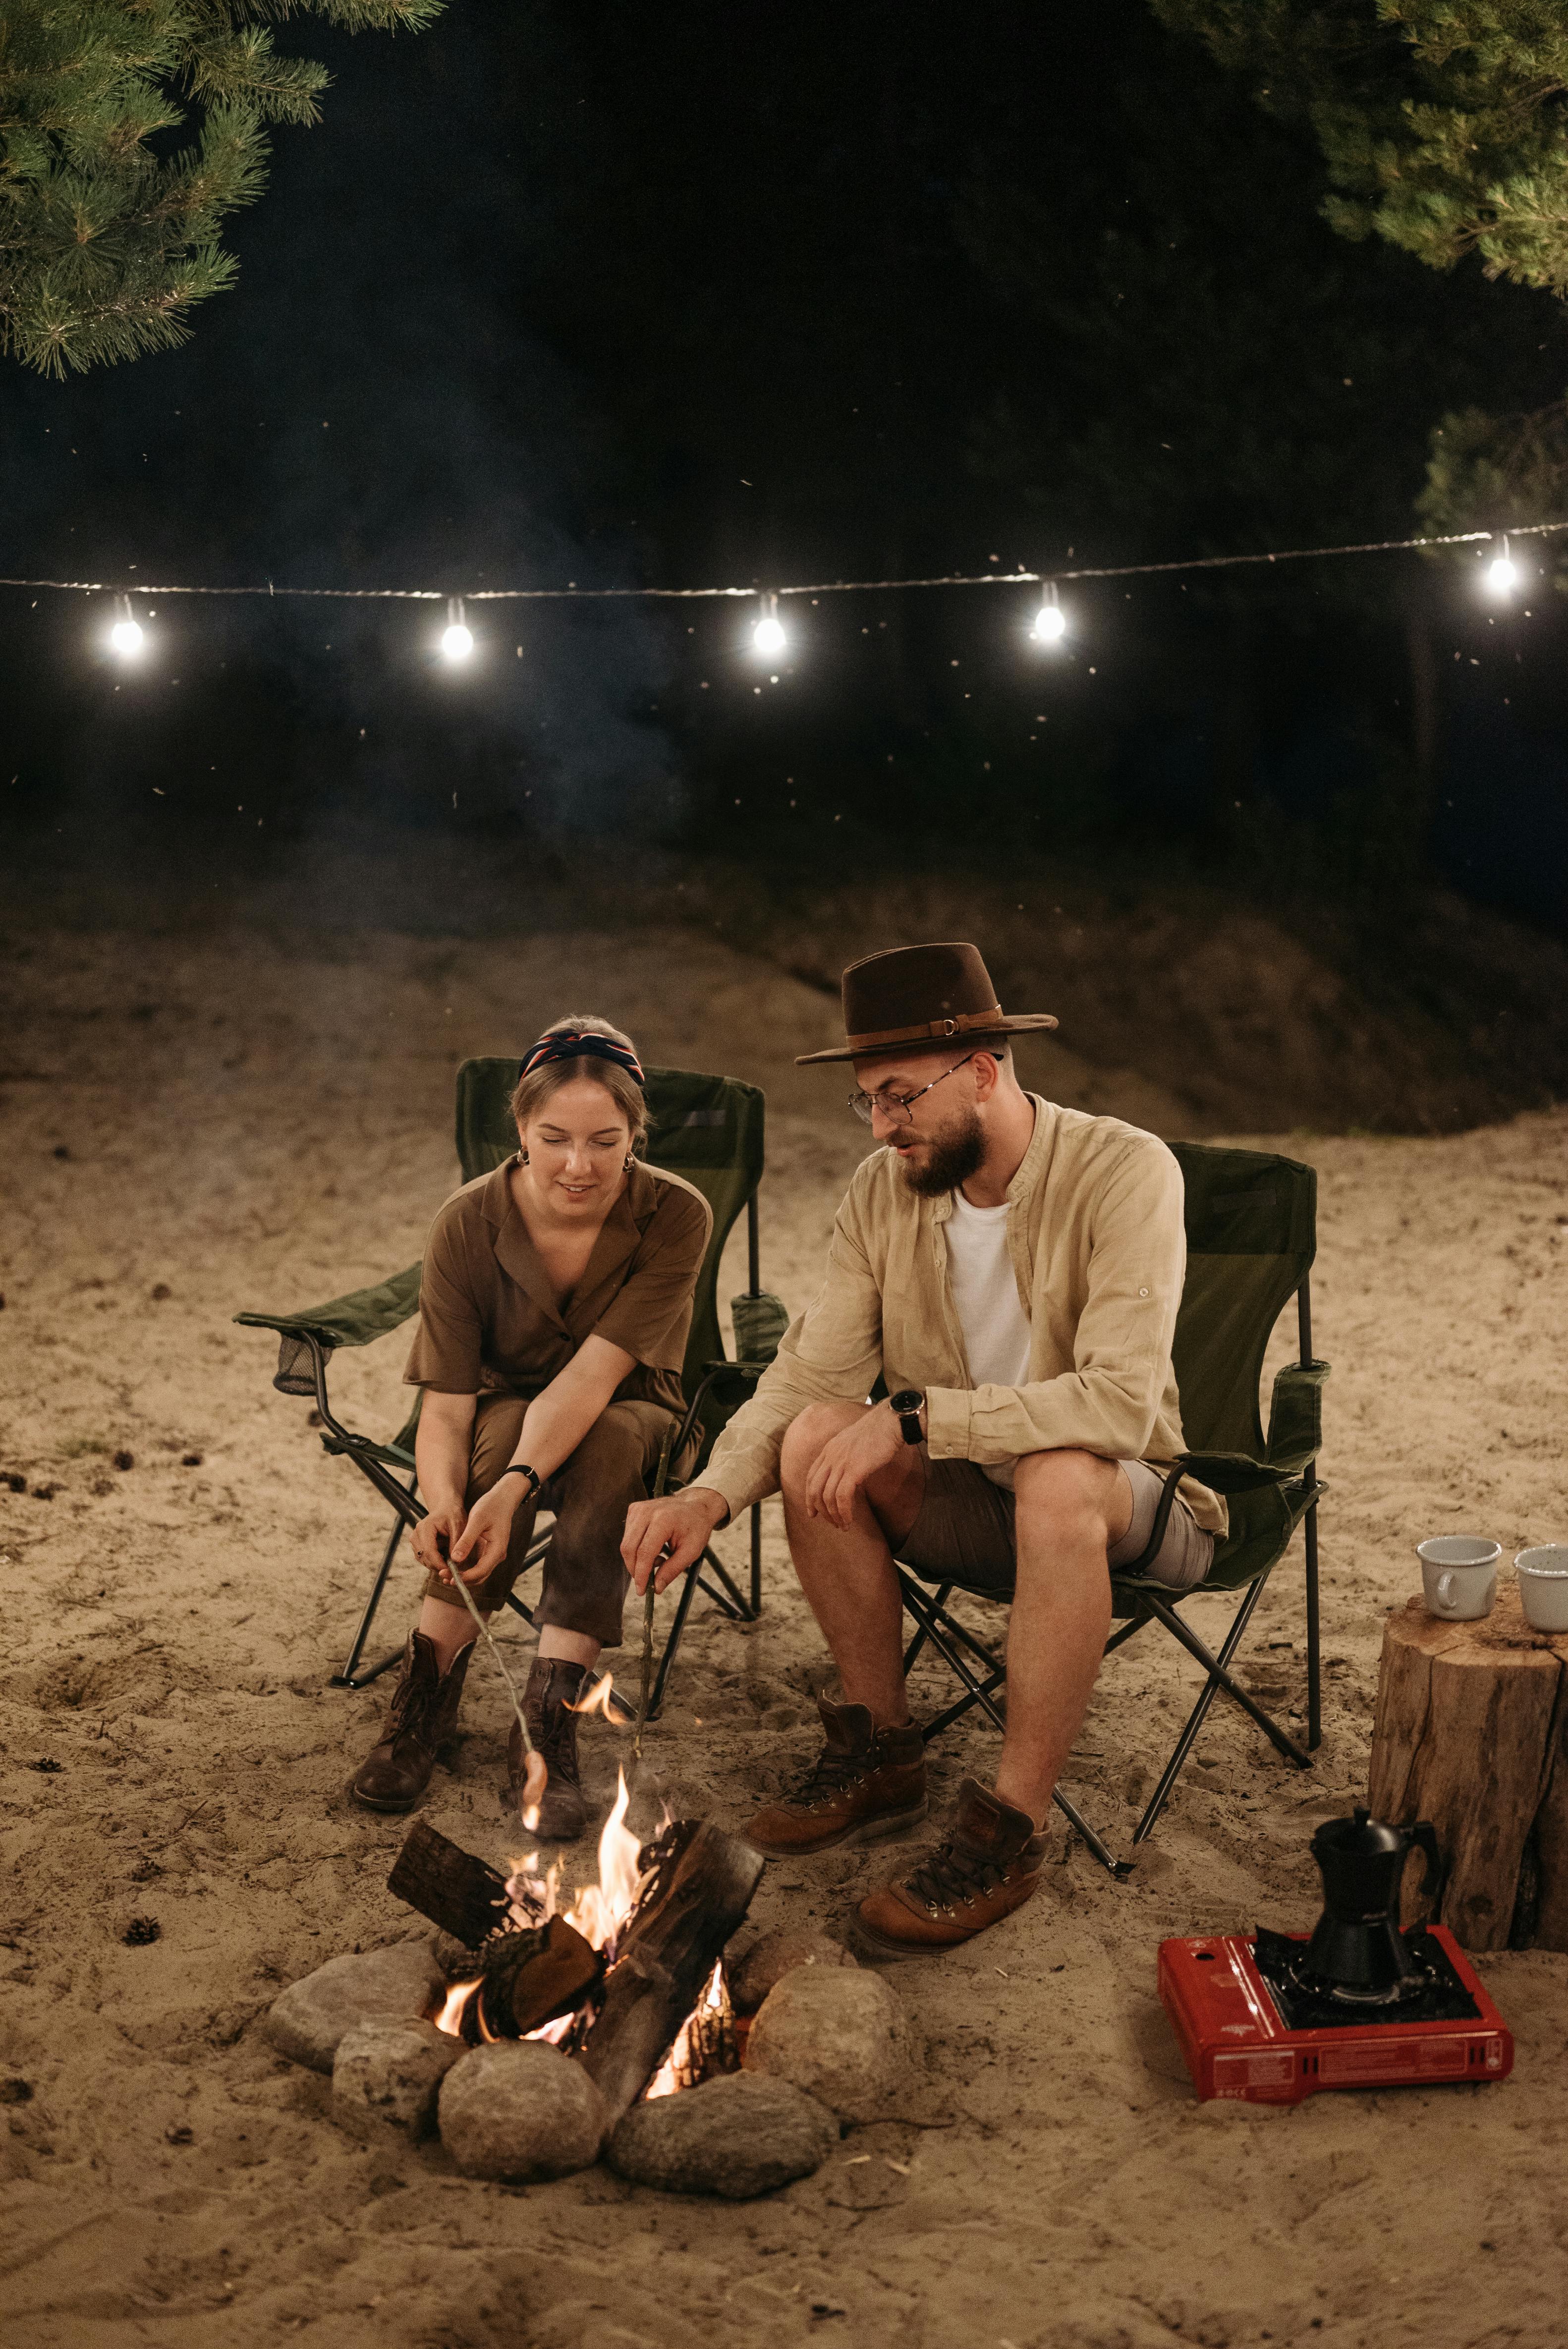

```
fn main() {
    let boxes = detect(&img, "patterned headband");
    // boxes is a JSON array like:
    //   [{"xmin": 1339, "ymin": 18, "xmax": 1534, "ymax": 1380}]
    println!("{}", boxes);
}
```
[{"xmin": 519, "ymin": 1030, "xmax": 645, "ymax": 1087}]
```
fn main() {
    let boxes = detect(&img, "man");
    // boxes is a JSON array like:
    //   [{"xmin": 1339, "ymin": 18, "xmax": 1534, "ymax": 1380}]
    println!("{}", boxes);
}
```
[{"xmin": 621, "ymin": 941, "xmax": 1224, "ymax": 1956}]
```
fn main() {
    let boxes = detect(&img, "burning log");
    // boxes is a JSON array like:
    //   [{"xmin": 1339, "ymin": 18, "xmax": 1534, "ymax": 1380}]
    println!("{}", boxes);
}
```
[
  {"xmin": 464, "ymin": 1918, "xmax": 604, "ymax": 2045},
  {"xmin": 579, "ymin": 1819, "xmax": 765, "ymax": 2125},
  {"xmin": 388, "ymin": 1820, "xmax": 514, "ymax": 1948},
  {"xmin": 388, "ymin": 1824, "xmax": 602, "ymax": 2043}
]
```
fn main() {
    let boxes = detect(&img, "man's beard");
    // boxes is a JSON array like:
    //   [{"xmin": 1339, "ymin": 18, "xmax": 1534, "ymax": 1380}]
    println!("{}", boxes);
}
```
[{"xmin": 896, "ymin": 1107, "xmax": 987, "ymax": 1198}]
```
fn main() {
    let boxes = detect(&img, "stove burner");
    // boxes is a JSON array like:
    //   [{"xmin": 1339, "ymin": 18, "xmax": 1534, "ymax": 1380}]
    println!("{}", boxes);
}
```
[{"xmin": 1252, "ymin": 1924, "xmax": 1482, "ymax": 2033}]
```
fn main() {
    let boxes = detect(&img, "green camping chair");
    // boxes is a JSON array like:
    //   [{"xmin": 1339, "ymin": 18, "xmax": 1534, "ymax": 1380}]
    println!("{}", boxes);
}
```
[
  {"xmin": 896, "ymin": 1142, "xmax": 1328, "ymax": 1879},
  {"xmin": 235, "ymin": 1057, "xmax": 787, "ymax": 1716}
]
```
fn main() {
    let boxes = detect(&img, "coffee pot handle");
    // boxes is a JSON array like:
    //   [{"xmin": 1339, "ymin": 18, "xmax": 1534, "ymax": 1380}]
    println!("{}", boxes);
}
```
[{"xmin": 1409, "ymin": 1820, "xmax": 1445, "ymax": 1906}]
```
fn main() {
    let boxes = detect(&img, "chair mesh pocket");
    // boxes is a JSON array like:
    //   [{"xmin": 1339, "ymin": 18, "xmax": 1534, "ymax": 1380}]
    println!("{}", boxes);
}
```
[
  {"xmin": 731, "ymin": 1289, "xmax": 789, "ymax": 1367},
  {"xmin": 274, "ymin": 1334, "xmax": 329, "ymax": 1397}
]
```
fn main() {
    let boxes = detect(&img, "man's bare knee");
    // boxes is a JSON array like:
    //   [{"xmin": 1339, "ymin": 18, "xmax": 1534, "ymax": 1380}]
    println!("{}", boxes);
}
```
[
  {"xmin": 779, "ymin": 1400, "xmax": 872, "ymax": 1493},
  {"xmin": 1013, "ymin": 1447, "xmax": 1123, "ymax": 1546}
]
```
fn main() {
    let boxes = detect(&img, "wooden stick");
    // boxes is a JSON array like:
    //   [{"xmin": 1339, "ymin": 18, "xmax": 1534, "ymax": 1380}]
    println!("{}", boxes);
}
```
[{"xmin": 634, "ymin": 1422, "xmax": 677, "ymax": 1759}]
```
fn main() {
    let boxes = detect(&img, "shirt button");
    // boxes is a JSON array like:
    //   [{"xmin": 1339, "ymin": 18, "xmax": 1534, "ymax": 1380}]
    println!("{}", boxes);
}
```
[{"xmin": 1138, "ymin": 1287, "xmax": 1149, "ymax": 1298}]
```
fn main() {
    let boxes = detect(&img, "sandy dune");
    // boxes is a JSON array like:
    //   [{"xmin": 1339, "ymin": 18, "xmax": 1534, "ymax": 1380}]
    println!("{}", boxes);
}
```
[{"xmin": 1, "ymin": 920, "xmax": 1566, "ymax": 2349}]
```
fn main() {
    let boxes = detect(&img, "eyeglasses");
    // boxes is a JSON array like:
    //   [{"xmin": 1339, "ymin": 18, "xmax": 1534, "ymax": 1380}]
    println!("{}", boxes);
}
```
[{"xmin": 847, "ymin": 1054, "xmax": 975, "ymax": 1126}]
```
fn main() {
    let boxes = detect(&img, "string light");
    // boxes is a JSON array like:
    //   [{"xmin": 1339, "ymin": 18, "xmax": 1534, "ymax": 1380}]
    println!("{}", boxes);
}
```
[
  {"xmin": 1031, "ymin": 581, "xmax": 1065, "ymax": 645},
  {"xmin": 752, "ymin": 590, "xmax": 786, "ymax": 658},
  {"xmin": 108, "ymin": 593, "xmax": 143, "ymax": 658},
  {"xmin": 440, "ymin": 595, "xmax": 473, "ymax": 661},
  {"xmin": 1485, "ymin": 536, "xmax": 1517, "ymax": 597}
]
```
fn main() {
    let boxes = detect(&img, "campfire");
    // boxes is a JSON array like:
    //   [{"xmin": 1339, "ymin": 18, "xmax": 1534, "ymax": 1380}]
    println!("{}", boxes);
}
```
[{"xmin": 389, "ymin": 1767, "xmax": 762, "ymax": 2127}]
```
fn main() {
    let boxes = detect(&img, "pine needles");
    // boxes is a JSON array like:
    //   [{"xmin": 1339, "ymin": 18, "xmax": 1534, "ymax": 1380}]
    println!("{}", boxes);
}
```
[{"xmin": 0, "ymin": 1, "xmax": 445, "ymax": 374}]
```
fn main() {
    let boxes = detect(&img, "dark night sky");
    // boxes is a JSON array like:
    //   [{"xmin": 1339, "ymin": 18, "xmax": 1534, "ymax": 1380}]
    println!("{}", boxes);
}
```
[{"xmin": 3, "ymin": 0, "xmax": 1566, "ymax": 925}]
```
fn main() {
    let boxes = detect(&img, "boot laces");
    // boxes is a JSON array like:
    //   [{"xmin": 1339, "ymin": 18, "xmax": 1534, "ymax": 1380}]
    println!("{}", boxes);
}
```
[
  {"xmin": 784, "ymin": 1744, "xmax": 869, "ymax": 1811},
  {"xmin": 907, "ymin": 1834, "xmax": 1006, "ymax": 1911}
]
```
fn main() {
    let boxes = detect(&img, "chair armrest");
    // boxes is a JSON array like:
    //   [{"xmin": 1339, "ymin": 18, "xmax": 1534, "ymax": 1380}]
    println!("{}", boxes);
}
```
[
  {"xmin": 1264, "ymin": 1358, "xmax": 1330, "ymax": 1474},
  {"xmin": 1177, "ymin": 1450, "xmax": 1295, "ymax": 1496},
  {"xmin": 235, "ymin": 1263, "xmax": 423, "ymax": 1351}
]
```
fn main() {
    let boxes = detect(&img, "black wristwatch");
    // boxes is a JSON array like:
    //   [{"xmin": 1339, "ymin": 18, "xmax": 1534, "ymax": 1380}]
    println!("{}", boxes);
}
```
[
  {"xmin": 888, "ymin": 1389, "xmax": 925, "ymax": 1446},
  {"xmin": 497, "ymin": 1462, "xmax": 543, "ymax": 1500}
]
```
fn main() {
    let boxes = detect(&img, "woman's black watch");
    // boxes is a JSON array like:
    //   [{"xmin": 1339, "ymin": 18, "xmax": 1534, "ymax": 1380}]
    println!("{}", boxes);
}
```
[
  {"xmin": 888, "ymin": 1389, "xmax": 925, "ymax": 1445},
  {"xmin": 498, "ymin": 1462, "xmax": 543, "ymax": 1500}
]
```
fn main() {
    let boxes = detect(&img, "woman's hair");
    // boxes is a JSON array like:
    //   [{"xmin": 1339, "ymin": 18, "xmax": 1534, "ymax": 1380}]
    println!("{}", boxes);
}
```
[{"xmin": 509, "ymin": 1014, "xmax": 648, "ymax": 1153}]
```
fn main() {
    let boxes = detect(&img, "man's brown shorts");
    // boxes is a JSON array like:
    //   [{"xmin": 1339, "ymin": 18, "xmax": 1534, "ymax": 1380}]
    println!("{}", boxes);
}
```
[{"xmin": 898, "ymin": 1455, "xmax": 1214, "ymax": 1597}]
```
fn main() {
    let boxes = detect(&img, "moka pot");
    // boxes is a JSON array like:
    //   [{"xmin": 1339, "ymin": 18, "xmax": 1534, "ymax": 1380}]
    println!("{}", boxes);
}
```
[{"xmin": 1304, "ymin": 1806, "xmax": 1444, "ymax": 2001}]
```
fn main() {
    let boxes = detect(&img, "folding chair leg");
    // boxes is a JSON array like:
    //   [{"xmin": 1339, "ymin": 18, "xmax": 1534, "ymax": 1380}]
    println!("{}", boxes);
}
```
[
  {"xmin": 1132, "ymin": 1575, "xmax": 1269, "ymax": 1845},
  {"xmin": 696, "ymin": 1548, "xmax": 760, "ymax": 1623},
  {"xmin": 1304, "ymin": 1490, "xmax": 1322, "ymax": 1751},
  {"xmin": 334, "ymin": 1482, "xmax": 416, "ymax": 1688},
  {"xmin": 750, "ymin": 1503, "xmax": 763, "ymax": 1618},
  {"xmin": 902, "ymin": 1581, "xmax": 955, "ymax": 1677},
  {"xmin": 1141, "ymin": 1593, "xmax": 1313, "ymax": 1768}
]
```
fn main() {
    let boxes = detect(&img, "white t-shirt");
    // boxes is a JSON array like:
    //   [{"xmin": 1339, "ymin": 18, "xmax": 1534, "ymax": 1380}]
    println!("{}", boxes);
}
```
[{"xmin": 943, "ymin": 1190, "xmax": 1032, "ymax": 1488}]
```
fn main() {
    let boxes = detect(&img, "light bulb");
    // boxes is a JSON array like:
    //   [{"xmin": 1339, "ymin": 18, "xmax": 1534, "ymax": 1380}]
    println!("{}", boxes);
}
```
[
  {"xmin": 1486, "ymin": 555, "xmax": 1517, "ymax": 596},
  {"xmin": 753, "ymin": 613, "xmax": 786, "ymax": 658},
  {"xmin": 109, "ymin": 617, "xmax": 144, "ymax": 657},
  {"xmin": 441, "ymin": 622, "xmax": 474, "ymax": 660},
  {"xmin": 1032, "ymin": 601, "xmax": 1066, "ymax": 644}
]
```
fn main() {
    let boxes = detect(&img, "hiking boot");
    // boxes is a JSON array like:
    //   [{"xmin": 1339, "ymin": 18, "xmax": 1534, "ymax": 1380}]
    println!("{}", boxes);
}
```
[
  {"xmin": 854, "ymin": 1777, "xmax": 1047, "ymax": 1958},
  {"xmin": 744, "ymin": 1692, "xmax": 928, "ymax": 1859},
  {"xmin": 348, "ymin": 1632, "xmax": 472, "ymax": 1813},
  {"xmin": 507, "ymin": 1657, "xmax": 590, "ymax": 1842}
]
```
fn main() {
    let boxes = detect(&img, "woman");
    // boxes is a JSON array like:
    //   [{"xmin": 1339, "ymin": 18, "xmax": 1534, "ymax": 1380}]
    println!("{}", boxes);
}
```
[{"xmin": 350, "ymin": 1015, "xmax": 711, "ymax": 1839}]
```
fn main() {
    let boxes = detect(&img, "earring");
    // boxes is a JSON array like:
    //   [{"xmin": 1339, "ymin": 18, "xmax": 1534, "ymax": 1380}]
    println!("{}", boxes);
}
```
[
  {"xmin": 518, "ymin": 1147, "xmax": 529, "ymax": 1166},
  {"xmin": 623, "ymin": 1153, "xmax": 634, "ymax": 1172}
]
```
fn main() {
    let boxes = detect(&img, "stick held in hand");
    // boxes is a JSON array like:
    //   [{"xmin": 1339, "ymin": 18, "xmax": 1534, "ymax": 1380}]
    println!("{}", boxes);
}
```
[{"xmin": 635, "ymin": 1421, "xmax": 678, "ymax": 1760}]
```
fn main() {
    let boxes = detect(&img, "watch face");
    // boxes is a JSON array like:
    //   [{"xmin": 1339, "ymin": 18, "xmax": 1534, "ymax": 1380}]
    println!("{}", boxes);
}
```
[{"xmin": 889, "ymin": 1389, "xmax": 922, "ymax": 1414}]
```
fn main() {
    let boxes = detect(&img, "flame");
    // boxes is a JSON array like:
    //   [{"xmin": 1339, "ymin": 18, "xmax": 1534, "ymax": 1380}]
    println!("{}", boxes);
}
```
[
  {"xmin": 433, "ymin": 1767, "xmax": 664, "ymax": 2048},
  {"xmin": 566, "ymin": 1670, "xmax": 619, "ymax": 1722},
  {"xmin": 644, "ymin": 1960, "xmax": 726, "ymax": 2101},
  {"xmin": 435, "ymin": 1976, "xmax": 480, "ymax": 2037}
]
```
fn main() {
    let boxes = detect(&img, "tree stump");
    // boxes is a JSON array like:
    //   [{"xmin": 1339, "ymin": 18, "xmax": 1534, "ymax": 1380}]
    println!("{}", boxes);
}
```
[{"xmin": 1369, "ymin": 1589, "xmax": 1568, "ymax": 1951}]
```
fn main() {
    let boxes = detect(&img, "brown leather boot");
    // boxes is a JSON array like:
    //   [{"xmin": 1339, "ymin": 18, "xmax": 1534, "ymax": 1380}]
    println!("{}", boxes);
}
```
[
  {"xmin": 744, "ymin": 1692, "xmax": 928, "ymax": 1859},
  {"xmin": 507, "ymin": 1658, "xmax": 590, "ymax": 1842},
  {"xmin": 348, "ymin": 1632, "xmax": 472, "ymax": 1813},
  {"xmin": 854, "ymin": 1777, "xmax": 1048, "ymax": 1958}
]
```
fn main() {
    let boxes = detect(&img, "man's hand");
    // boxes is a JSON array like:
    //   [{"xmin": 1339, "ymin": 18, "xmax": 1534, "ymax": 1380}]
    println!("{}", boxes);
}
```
[
  {"xmin": 445, "ymin": 1484, "xmax": 521, "ymax": 1586},
  {"xmin": 804, "ymin": 1402, "xmax": 905, "ymax": 1529},
  {"xmin": 411, "ymin": 1498, "xmax": 468, "ymax": 1582},
  {"xmin": 621, "ymin": 1486, "xmax": 729, "ymax": 1596}
]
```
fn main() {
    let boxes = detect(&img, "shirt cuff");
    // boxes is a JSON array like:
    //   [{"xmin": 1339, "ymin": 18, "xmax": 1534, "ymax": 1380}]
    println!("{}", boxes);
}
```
[{"xmin": 923, "ymin": 1386, "xmax": 973, "ymax": 1462}]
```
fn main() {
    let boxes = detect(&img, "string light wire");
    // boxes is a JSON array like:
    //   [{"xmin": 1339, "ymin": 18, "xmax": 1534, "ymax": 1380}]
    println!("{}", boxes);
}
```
[{"xmin": 1, "ymin": 516, "xmax": 1564, "ymax": 609}]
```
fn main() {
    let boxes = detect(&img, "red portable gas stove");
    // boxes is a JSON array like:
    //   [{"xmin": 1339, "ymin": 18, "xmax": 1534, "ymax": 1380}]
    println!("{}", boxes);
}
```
[
  {"xmin": 1158, "ymin": 1806, "xmax": 1513, "ymax": 2105},
  {"xmin": 1159, "ymin": 1924, "xmax": 1512, "ymax": 2105}
]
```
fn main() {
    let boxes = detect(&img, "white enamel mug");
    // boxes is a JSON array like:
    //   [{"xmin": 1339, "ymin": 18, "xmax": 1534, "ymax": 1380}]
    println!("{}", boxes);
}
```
[
  {"xmin": 1515, "ymin": 1546, "xmax": 1568, "ymax": 1634},
  {"xmin": 1417, "ymin": 1536, "xmax": 1501, "ymax": 1621}
]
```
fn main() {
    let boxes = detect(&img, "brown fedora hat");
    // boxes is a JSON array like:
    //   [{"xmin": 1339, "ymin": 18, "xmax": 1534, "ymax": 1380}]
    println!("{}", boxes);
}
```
[{"xmin": 795, "ymin": 941, "xmax": 1059, "ymax": 1066}]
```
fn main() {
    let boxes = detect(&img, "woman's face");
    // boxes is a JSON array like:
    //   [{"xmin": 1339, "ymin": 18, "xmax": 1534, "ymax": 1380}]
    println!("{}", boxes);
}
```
[{"xmin": 519, "ymin": 1075, "xmax": 632, "ymax": 1215}]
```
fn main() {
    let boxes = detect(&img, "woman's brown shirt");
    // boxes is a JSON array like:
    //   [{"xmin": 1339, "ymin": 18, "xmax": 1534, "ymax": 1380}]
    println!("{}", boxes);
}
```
[{"xmin": 403, "ymin": 1156, "xmax": 712, "ymax": 1422}]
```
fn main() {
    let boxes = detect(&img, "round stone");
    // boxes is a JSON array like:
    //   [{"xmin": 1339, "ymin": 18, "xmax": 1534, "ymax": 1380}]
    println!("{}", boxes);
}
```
[
  {"xmin": 438, "ymin": 2040, "xmax": 608, "ymax": 2181},
  {"xmin": 265, "ymin": 1940, "xmax": 445, "ymax": 2073},
  {"xmin": 608, "ymin": 2072, "xmax": 838, "ymax": 2198},
  {"xmin": 730, "ymin": 1926, "xmax": 857, "ymax": 2014},
  {"xmin": 332, "ymin": 2017, "xmax": 466, "ymax": 2140},
  {"xmin": 742, "ymin": 1964, "xmax": 915, "ymax": 2121}
]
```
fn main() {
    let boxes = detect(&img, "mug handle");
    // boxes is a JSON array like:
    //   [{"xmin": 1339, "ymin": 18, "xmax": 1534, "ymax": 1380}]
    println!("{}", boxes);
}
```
[{"xmin": 1437, "ymin": 1571, "xmax": 1456, "ymax": 1607}]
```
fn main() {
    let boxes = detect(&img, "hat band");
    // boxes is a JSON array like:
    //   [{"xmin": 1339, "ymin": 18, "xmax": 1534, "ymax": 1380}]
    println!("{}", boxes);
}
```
[{"xmin": 843, "ymin": 1004, "xmax": 1006, "ymax": 1053}]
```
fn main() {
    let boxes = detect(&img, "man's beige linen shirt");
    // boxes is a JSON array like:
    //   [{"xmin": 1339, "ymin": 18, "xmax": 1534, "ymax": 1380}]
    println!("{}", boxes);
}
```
[{"xmin": 702, "ymin": 1095, "xmax": 1226, "ymax": 1539}]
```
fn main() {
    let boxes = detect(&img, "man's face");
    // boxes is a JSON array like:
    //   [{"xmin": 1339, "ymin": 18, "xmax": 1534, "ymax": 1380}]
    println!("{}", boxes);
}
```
[{"xmin": 851, "ymin": 1049, "xmax": 987, "ymax": 1197}]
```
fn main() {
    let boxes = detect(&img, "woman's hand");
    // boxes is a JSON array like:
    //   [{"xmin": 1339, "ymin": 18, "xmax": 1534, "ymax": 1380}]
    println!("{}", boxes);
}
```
[
  {"xmin": 411, "ymin": 1499, "xmax": 468, "ymax": 1581},
  {"xmin": 446, "ymin": 1483, "xmax": 522, "ymax": 1586}
]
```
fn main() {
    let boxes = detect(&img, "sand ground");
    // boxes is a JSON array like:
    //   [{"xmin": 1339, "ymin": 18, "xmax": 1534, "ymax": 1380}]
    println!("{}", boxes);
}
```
[{"xmin": 1, "ymin": 920, "xmax": 1566, "ymax": 2349}]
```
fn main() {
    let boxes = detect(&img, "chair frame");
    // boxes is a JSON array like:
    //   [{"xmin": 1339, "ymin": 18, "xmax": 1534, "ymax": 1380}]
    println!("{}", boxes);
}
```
[
  {"xmin": 896, "ymin": 1277, "xmax": 1323, "ymax": 1882},
  {"xmin": 319, "ymin": 1190, "xmax": 769, "ymax": 1719}
]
